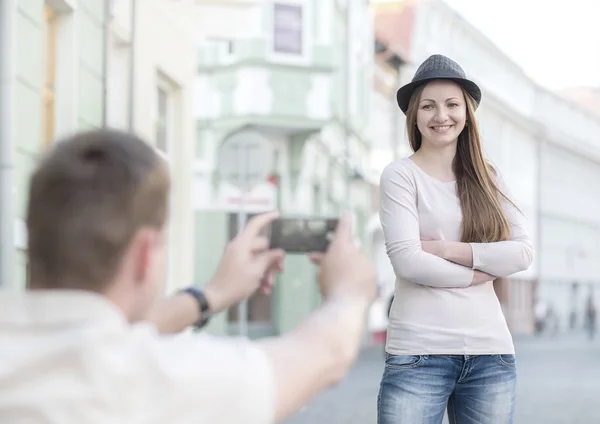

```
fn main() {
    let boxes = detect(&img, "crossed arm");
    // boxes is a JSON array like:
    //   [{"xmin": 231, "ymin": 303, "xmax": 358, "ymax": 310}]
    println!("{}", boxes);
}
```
[{"xmin": 379, "ymin": 164, "xmax": 533, "ymax": 288}]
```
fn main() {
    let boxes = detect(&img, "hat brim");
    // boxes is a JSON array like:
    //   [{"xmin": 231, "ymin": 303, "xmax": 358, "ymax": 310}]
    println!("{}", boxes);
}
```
[{"xmin": 396, "ymin": 76, "xmax": 482, "ymax": 114}]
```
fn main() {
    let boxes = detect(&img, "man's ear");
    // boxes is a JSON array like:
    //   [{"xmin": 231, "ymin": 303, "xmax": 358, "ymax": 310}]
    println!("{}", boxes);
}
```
[{"xmin": 128, "ymin": 229, "xmax": 156, "ymax": 286}]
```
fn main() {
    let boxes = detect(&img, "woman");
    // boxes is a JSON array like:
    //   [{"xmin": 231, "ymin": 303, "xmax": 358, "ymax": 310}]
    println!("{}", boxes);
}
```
[{"xmin": 377, "ymin": 54, "xmax": 533, "ymax": 424}]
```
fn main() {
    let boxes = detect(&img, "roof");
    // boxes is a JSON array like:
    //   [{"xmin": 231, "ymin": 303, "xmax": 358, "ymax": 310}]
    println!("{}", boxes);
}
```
[{"xmin": 371, "ymin": 0, "xmax": 417, "ymax": 63}]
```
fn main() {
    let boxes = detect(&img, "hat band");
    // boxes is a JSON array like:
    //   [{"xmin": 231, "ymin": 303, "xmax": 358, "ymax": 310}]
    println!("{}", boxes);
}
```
[{"xmin": 412, "ymin": 69, "xmax": 467, "ymax": 82}]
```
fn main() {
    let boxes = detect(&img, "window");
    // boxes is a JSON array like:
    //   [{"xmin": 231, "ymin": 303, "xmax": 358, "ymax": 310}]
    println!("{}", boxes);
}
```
[
  {"xmin": 273, "ymin": 3, "xmax": 303, "ymax": 55},
  {"xmin": 207, "ymin": 38, "xmax": 234, "ymax": 56},
  {"xmin": 156, "ymin": 86, "xmax": 170, "ymax": 153},
  {"xmin": 41, "ymin": 4, "xmax": 57, "ymax": 148},
  {"xmin": 269, "ymin": 1, "xmax": 311, "ymax": 65}
]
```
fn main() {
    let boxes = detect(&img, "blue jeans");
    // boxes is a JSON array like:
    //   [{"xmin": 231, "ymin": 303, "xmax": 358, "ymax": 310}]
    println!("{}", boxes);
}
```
[{"xmin": 378, "ymin": 354, "xmax": 516, "ymax": 424}]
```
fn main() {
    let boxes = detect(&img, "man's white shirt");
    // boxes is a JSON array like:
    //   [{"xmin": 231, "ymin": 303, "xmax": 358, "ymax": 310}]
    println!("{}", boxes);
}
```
[{"xmin": 0, "ymin": 290, "xmax": 276, "ymax": 423}]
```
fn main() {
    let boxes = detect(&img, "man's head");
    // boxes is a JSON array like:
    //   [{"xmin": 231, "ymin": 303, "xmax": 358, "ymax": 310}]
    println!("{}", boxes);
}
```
[{"xmin": 27, "ymin": 129, "xmax": 170, "ymax": 321}]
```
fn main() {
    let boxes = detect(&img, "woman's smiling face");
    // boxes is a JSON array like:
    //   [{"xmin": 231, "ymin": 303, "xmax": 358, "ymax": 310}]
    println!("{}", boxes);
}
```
[{"xmin": 416, "ymin": 80, "xmax": 467, "ymax": 149}]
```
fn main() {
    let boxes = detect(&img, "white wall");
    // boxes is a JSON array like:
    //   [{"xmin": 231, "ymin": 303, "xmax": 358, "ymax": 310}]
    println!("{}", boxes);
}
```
[
  {"xmin": 412, "ymin": 0, "xmax": 536, "ymax": 118},
  {"xmin": 528, "ymin": 48, "xmax": 600, "ymax": 328},
  {"xmin": 539, "ymin": 142, "xmax": 600, "ymax": 282},
  {"xmin": 195, "ymin": 1, "xmax": 263, "ymax": 40},
  {"xmin": 107, "ymin": 0, "xmax": 197, "ymax": 294},
  {"xmin": 368, "ymin": 65, "xmax": 395, "ymax": 180}
]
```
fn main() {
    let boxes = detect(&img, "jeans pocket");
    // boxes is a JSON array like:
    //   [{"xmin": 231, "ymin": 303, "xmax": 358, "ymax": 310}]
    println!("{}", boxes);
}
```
[
  {"xmin": 385, "ymin": 354, "xmax": 425, "ymax": 370},
  {"xmin": 496, "ymin": 354, "xmax": 516, "ymax": 367}
]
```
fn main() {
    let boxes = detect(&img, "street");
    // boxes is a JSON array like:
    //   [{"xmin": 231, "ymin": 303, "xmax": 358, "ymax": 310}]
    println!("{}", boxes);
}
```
[{"xmin": 284, "ymin": 333, "xmax": 600, "ymax": 424}]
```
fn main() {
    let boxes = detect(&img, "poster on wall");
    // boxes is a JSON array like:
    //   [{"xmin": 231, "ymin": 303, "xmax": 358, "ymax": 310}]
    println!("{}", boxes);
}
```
[
  {"xmin": 192, "ymin": 177, "xmax": 278, "ymax": 213},
  {"xmin": 273, "ymin": 3, "xmax": 303, "ymax": 55}
]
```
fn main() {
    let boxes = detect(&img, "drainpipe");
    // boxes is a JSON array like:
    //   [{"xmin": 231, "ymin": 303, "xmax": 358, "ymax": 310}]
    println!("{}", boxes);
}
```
[
  {"xmin": 342, "ymin": 1, "xmax": 351, "ymax": 210},
  {"xmin": 391, "ymin": 65, "xmax": 401, "ymax": 160},
  {"xmin": 101, "ymin": 0, "xmax": 111, "ymax": 127},
  {"xmin": 0, "ymin": 0, "xmax": 16, "ymax": 289},
  {"xmin": 127, "ymin": 0, "xmax": 137, "ymax": 131}
]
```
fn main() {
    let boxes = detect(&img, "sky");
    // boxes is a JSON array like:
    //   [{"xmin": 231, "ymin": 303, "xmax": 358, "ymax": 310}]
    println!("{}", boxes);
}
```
[{"xmin": 443, "ymin": 0, "xmax": 600, "ymax": 90}]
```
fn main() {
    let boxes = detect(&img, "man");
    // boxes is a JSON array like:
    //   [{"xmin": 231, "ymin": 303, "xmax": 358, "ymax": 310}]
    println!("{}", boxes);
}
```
[{"xmin": 0, "ymin": 129, "xmax": 376, "ymax": 423}]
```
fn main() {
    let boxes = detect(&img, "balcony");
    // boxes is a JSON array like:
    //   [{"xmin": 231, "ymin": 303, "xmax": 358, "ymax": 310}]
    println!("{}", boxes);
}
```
[{"xmin": 195, "ymin": 38, "xmax": 337, "ymax": 135}]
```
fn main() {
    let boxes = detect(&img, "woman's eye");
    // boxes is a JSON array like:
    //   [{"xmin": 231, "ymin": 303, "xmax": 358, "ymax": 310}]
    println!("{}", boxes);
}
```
[
  {"xmin": 448, "ymin": 103, "xmax": 459, "ymax": 108},
  {"xmin": 422, "ymin": 105, "xmax": 433, "ymax": 110}
]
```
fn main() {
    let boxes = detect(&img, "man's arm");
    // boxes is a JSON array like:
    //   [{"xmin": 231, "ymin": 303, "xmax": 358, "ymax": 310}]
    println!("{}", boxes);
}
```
[
  {"xmin": 258, "ymin": 296, "xmax": 370, "ymax": 422},
  {"xmin": 144, "ymin": 292, "xmax": 200, "ymax": 334},
  {"xmin": 144, "ymin": 296, "xmax": 370, "ymax": 424},
  {"xmin": 144, "ymin": 281, "xmax": 241, "ymax": 334}
]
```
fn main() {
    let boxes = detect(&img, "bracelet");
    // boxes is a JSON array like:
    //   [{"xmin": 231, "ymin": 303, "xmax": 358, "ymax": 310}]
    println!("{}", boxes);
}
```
[{"xmin": 180, "ymin": 287, "xmax": 211, "ymax": 329}]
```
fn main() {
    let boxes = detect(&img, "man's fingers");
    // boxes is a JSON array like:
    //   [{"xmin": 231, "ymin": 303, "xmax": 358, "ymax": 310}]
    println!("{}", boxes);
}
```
[
  {"xmin": 330, "ymin": 213, "xmax": 353, "ymax": 248},
  {"xmin": 256, "ymin": 249, "xmax": 285, "ymax": 273},
  {"xmin": 275, "ymin": 257, "xmax": 285, "ymax": 273},
  {"xmin": 251, "ymin": 236, "xmax": 270, "ymax": 253},
  {"xmin": 308, "ymin": 252, "xmax": 324, "ymax": 265},
  {"xmin": 260, "ymin": 285, "xmax": 273, "ymax": 295},
  {"xmin": 260, "ymin": 273, "xmax": 275, "ymax": 295},
  {"xmin": 240, "ymin": 211, "xmax": 279, "ymax": 243}
]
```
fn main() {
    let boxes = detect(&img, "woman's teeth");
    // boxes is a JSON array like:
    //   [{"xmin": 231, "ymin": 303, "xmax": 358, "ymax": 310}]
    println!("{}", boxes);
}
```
[{"xmin": 431, "ymin": 125, "xmax": 452, "ymax": 132}]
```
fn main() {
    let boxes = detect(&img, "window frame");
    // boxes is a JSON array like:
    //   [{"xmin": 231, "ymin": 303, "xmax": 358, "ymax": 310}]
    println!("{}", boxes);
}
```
[
  {"xmin": 154, "ymin": 74, "xmax": 177, "ymax": 293},
  {"xmin": 267, "ymin": 0, "xmax": 312, "ymax": 65},
  {"xmin": 41, "ymin": 3, "xmax": 58, "ymax": 149}
]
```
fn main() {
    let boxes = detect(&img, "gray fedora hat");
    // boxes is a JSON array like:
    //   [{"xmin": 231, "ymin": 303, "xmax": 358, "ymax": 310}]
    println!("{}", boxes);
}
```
[{"xmin": 396, "ymin": 54, "xmax": 482, "ymax": 114}]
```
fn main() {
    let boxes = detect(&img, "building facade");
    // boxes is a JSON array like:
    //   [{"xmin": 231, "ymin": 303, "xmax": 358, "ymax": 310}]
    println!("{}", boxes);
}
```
[
  {"xmin": 535, "ymin": 89, "xmax": 600, "ymax": 332},
  {"xmin": 106, "ymin": 0, "xmax": 198, "ymax": 295},
  {"xmin": 193, "ymin": 0, "xmax": 375, "ymax": 337},
  {"xmin": 3, "ymin": 0, "xmax": 109, "ymax": 289}
]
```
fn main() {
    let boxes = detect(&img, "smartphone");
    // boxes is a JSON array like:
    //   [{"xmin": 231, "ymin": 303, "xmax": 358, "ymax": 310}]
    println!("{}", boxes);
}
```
[{"xmin": 269, "ymin": 217, "xmax": 339, "ymax": 253}]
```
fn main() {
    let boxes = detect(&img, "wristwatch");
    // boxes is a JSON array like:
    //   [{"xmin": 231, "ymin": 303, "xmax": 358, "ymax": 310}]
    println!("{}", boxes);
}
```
[{"xmin": 180, "ymin": 287, "xmax": 212, "ymax": 329}]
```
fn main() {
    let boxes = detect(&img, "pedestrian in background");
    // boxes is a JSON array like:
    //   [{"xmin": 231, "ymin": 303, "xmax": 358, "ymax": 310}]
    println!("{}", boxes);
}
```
[
  {"xmin": 585, "ymin": 289, "xmax": 597, "ymax": 341},
  {"xmin": 0, "ymin": 129, "xmax": 376, "ymax": 423},
  {"xmin": 377, "ymin": 54, "xmax": 533, "ymax": 424}
]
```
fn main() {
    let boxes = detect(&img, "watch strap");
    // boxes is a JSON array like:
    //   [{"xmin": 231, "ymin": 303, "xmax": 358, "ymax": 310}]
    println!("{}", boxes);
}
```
[{"xmin": 181, "ymin": 287, "xmax": 211, "ymax": 329}]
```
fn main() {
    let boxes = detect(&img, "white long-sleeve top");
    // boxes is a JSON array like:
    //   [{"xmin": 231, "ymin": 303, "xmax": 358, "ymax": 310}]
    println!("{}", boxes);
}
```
[{"xmin": 379, "ymin": 157, "xmax": 533, "ymax": 355}]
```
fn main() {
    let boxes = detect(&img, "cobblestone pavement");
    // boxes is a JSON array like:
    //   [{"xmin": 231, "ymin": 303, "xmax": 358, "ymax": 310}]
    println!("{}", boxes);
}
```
[{"xmin": 284, "ymin": 333, "xmax": 600, "ymax": 424}]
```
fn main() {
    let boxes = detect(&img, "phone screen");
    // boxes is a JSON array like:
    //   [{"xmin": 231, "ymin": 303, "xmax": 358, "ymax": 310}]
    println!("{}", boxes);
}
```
[{"xmin": 269, "ymin": 217, "xmax": 338, "ymax": 253}]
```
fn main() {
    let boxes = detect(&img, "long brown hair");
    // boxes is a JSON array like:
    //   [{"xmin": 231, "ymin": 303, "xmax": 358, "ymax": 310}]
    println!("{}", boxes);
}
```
[{"xmin": 406, "ymin": 83, "xmax": 514, "ymax": 243}]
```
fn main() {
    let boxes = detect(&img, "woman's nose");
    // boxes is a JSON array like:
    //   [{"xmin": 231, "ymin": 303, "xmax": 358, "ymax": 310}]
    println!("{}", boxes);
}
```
[{"xmin": 433, "ymin": 108, "xmax": 449, "ymax": 122}]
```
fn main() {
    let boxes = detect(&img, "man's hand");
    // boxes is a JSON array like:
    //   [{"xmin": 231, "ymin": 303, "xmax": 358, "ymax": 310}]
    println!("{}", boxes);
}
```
[
  {"xmin": 203, "ymin": 211, "xmax": 285, "ymax": 314},
  {"xmin": 421, "ymin": 239, "xmax": 447, "ymax": 258},
  {"xmin": 309, "ymin": 213, "xmax": 377, "ymax": 303}
]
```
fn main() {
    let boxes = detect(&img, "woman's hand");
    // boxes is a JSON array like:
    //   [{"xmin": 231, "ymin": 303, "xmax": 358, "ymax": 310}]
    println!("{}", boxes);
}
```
[
  {"xmin": 421, "ymin": 240, "xmax": 447, "ymax": 258},
  {"xmin": 422, "ymin": 240, "xmax": 495, "ymax": 285},
  {"xmin": 422, "ymin": 240, "xmax": 476, "ymax": 269}
]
